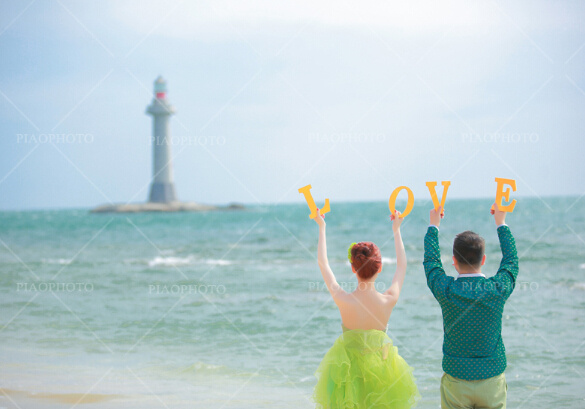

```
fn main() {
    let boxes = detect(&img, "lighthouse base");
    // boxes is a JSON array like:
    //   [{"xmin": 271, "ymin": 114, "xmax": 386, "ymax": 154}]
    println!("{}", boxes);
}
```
[{"xmin": 149, "ymin": 182, "xmax": 177, "ymax": 203}]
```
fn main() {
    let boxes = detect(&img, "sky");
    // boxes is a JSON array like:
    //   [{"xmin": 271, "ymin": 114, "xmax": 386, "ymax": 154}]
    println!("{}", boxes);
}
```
[{"xmin": 0, "ymin": 0, "xmax": 584, "ymax": 210}]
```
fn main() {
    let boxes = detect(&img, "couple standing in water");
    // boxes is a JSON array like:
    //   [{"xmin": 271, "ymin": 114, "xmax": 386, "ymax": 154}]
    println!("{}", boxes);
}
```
[{"xmin": 311, "ymin": 204, "xmax": 518, "ymax": 409}]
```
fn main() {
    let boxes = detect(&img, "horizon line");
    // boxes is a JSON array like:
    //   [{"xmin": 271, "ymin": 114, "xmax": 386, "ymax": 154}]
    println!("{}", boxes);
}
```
[{"xmin": 0, "ymin": 193, "xmax": 581, "ymax": 213}]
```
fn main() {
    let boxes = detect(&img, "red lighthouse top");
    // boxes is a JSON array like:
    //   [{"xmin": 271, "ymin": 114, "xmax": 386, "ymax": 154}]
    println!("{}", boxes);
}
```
[{"xmin": 154, "ymin": 76, "xmax": 167, "ymax": 99}]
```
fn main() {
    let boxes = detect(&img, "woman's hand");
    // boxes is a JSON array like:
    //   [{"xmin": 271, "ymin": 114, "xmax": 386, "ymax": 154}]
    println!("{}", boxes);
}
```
[
  {"xmin": 314, "ymin": 207, "xmax": 326, "ymax": 228},
  {"xmin": 390, "ymin": 210, "xmax": 403, "ymax": 233}
]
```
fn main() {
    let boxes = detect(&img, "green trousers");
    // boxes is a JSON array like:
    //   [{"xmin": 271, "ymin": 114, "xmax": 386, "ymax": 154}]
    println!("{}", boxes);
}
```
[{"xmin": 441, "ymin": 372, "xmax": 507, "ymax": 409}]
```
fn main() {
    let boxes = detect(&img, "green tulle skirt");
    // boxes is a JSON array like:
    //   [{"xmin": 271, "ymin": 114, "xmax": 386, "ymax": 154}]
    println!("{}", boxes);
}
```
[{"xmin": 313, "ymin": 327, "xmax": 420, "ymax": 409}]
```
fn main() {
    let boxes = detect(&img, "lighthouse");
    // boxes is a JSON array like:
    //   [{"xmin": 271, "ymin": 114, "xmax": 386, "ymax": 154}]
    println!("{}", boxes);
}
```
[
  {"xmin": 90, "ymin": 76, "xmax": 243, "ymax": 213},
  {"xmin": 147, "ymin": 76, "xmax": 177, "ymax": 203}
]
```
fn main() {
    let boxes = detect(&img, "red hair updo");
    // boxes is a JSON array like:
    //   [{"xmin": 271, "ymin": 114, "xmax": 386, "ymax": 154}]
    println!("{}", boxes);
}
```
[{"xmin": 350, "ymin": 242, "xmax": 382, "ymax": 280}]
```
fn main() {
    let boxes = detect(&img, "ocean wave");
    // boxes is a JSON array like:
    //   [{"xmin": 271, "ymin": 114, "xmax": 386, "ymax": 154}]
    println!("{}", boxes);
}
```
[
  {"xmin": 41, "ymin": 258, "xmax": 72, "ymax": 265},
  {"xmin": 382, "ymin": 257, "xmax": 396, "ymax": 264},
  {"xmin": 344, "ymin": 257, "xmax": 396, "ymax": 266},
  {"xmin": 148, "ymin": 361, "xmax": 247, "ymax": 379},
  {"xmin": 148, "ymin": 256, "xmax": 194, "ymax": 267},
  {"xmin": 205, "ymin": 259, "xmax": 232, "ymax": 266},
  {"xmin": 146, "ymin": 256, "xmax": 232, "ymax": 267},
  {"xmin": 571, "ymin": 283, "xmax": 585, "ymax": 291},
  {"xmin": 187, "ymin": 361, "xmax": 226, "ymax": 372}
]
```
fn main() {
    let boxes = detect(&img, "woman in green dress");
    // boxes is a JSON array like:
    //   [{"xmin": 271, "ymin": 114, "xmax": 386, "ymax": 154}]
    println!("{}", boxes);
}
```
[{"xmin": 311, "ymin": 208, "xmax": 420, "ymax": 409}]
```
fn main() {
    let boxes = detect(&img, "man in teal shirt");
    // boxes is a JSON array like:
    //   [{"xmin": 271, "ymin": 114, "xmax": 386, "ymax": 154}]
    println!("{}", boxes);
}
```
[{"xmin": 423, "ymin": 204, "xmax": 519, "ymax": 409}]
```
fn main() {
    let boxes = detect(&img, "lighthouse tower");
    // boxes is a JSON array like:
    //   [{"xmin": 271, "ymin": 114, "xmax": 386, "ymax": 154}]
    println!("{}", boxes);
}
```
[
  {"xmin": 90, "ymin": 75, "xmax": 240, "ymax": 213},
  {"xmin": 147, "ymin": 76, "xmax": 177, "ymax": 203}
]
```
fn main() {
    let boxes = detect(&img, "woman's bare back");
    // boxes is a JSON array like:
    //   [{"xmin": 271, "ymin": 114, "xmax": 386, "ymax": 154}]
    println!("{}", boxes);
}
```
[{"xmin": 336, "ymin": 288, "xmax": 397, "ymax": 331}]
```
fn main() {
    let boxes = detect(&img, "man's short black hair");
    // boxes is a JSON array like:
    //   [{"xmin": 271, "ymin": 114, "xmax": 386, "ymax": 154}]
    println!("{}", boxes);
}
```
[{"xmin": 453, "ymin": 231, "xmax": 485, "ymax": 268}]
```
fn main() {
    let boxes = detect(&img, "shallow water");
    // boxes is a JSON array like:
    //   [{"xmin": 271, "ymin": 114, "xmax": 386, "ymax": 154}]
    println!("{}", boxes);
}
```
[{"xmin": 0, "ymin": 197, "xmax": 584, "ymax": 408}]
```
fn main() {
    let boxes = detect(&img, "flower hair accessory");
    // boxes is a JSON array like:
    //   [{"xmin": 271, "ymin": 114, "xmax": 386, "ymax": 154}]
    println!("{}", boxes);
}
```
[{"xmin": 348, "ymin": 242, "xmax": 357, "ymax": 263}]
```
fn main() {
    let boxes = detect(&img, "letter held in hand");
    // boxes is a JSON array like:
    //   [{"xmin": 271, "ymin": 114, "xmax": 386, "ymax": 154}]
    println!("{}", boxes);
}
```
[
  {"xmin": 388, "ymin": 186, "xmax": 414, "ymax": 218},
  {"xmin": 493, "ymin": 177, "xmax": 517, "ymax": 212},
  {"xmin": 426, "ymin": 181, "xmax": 451, "ymax": 211},
  {"xmin": 298, "ymin": 184, "xmax": 331, "ymax": 219}
]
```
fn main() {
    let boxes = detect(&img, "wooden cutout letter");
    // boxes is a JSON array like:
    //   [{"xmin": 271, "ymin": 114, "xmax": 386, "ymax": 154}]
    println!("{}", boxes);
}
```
[
  {"xmin": 426, "ymin": 181, "xmax": 451, "ymax": 210},
  {"xmin": 494, "ymin": 177, "xmax": 517, "ymax": 212},
  {"xmin": 388, "ymin": 186, "xmax": 414, "ymax": 218},
  {"xmin": 298, "ymin": 184, "xmax": 331, "ymax": 219}
]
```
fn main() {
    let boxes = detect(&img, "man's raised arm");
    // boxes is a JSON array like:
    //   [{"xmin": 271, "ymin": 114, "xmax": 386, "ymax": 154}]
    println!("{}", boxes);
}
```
[
  {"xmin": 423, "ymin": 206, "xmax": 449, "ymax": 300},
  {"xmin": 491, "ymin": 203, "xmax": 519, "ymax": 300}
]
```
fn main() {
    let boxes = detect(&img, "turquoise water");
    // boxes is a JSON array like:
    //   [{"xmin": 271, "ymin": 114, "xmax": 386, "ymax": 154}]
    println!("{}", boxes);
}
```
[{"xmin": 1, "ymin": 197, "xmax": 584, "ymax": 408}]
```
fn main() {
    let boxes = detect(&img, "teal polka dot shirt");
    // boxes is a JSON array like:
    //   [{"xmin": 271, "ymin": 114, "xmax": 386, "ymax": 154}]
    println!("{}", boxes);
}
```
[{"xmin": 423, "ymin": 225, "xmax": 519, "ymax": 380}]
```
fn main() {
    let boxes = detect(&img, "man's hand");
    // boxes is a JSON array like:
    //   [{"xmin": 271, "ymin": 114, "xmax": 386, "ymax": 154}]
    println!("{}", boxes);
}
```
[
  {"xmin": 430, "ymin": 205, "xmax": 444, "ymax": 227},
  {"xmin": 314, "ymin": 207, "xmax": 326, "ymax": 228},
  {"xmin": 491, "ymin": 203, "xmax": 507, "ymax": 226},
  {"xmin": 390, "ymin": 210, "xmax": 403, "ymax": 233}
]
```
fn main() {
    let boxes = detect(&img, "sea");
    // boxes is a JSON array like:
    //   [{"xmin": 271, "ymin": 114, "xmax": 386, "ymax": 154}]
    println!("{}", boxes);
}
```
[{"xmin": 1, "ymin": 197, "xmax": 584, "ymax": 408}]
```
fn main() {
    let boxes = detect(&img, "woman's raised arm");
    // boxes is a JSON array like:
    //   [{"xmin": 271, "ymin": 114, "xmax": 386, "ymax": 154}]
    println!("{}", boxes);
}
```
[
  {"xmin": 385, "ymin": 211, "xmax": 406, "ymax": 300},
  {"xmin": 314, "ymin": 208, "xmax": 346, "ymax": 300}
]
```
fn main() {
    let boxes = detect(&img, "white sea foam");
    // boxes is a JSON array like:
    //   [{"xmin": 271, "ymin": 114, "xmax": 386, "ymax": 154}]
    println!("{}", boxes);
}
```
[
  {"xmin": 191, "ymin": 361, "xmax": 224, "ymax": 371},
  {"xmin": 579, "ymin": 263, "xmax": 585, "ymax": 269},
  {"xmin": 205, "ymin": 259, "xmax": 232, "ymax": 266},
  {"xmin": 148, "ymin": 256, "xmax": 194, "ymax": 267},
  {"xmin": 345, "ymin": 257, "xmax": 396, "ymax": 266},
  {"xmin": 146, "ymin": 256, "xmax": 232, "ymax": 267},
  {"xmin": 41, "ymin": 258, "xmax": 72, "ymax": 265},
  {"xmin": 571, "ymin": 283, "xmax": 585, "ymax": 291}
]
